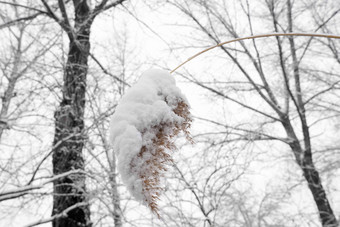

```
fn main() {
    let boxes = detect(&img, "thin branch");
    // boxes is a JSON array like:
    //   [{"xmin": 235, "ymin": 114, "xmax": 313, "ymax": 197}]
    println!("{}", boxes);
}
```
[
  {"xmin": 298, "ymin": 8, "xmax": 340, "ymax": 64},
  {"xmin": 26, "ymin": 131, "xmax": 83, "ymax": 185},
  {"xmin": 195, "ymin": 116, "xmax": 290, "ymax": 143},
  {"xmin": 305, "ymin": 80, "xmax": 340, "ymax": 105},
  {"xmin": 0, "ymin": 13, "xmax": 41, "ymax": 30},
  {"xmin": 40, "ymin": 0, "xmax": 72, "ymax": 37},
  {"xmin": 266, "ymin": 1, "xmax": 291, "ymax": 115},
  {"xmin": 173, "ymin": 164, "xmax": 213, "ymax": 226},
  {"xmin": 23, "ymin": 202, "xmax": 89, "ymax": 227},
  {"xmin": 242, "ymin": 0, "xmax": 281, "ymax": 110},
  {"xmin": 40, "ymin": 0, "xmax": 60, "ymax": 23},
  {"xmin": 0, "ymin": 1, "xmax": 46, "ymax": 13},
  {"xmin": 57, "ymin": 0, "xmax": 75, "ymax": 40},
  {"xmin": 179, "ymin": 72, "xmax": 282, "ymax": 122},
  {"xmin": 0, "ymin": 169, "xmax": 85, "ymax": 202},
  {"xmin": 176, "ymin": 6, "xmax": 284, "ymax": 116},
  {"xmin": 89, "ymin": 52, "xmax": 130, "ymax": 87},
  {"xmin": 102, "ymin": 0, "xmax": 127, "ymax": 11},
  {"xmin": 287, "ymin": 0, "xmax": 312, "ymax": 163},
  {"xmin": 93, "ymin": 0, "xmax": 110, "ymax": 14},
  {"xmin": 92, "ymin": 0, "xmax": 127, "ymax": 18}
]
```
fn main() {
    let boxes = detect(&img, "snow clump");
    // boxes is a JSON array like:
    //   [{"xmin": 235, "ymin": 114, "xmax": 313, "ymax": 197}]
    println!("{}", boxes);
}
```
[{"xmin": 109, "ymin": 69, "xmax": 192, "ymax": 215}]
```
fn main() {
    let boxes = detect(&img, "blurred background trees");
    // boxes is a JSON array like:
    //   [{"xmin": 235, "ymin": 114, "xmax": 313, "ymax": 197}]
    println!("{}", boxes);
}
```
[{"xmin": 0, "ymin": 0, "xmax": 339, "ymax": 226}]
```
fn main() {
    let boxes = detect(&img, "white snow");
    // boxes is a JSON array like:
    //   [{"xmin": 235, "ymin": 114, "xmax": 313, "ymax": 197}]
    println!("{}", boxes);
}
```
[{"xmin": 109, "ymin": 69, "xmax": 189, "ymax": 206}]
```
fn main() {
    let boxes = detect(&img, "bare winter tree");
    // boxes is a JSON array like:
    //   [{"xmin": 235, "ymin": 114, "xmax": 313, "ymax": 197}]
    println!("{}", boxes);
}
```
[
  {"xmin": 0, "ymin": 3, "xmax": 59, "ymax": 142},
  {"xmin": 37, "ymin": 1, "xmax": 127, "ymax": 226},
  {"xmin": 168, "ymin": 0, "xmax": 340, "ymax": 226},
  {"xmin": 0, "ymin": 2, "xmax": 63, "ymax": 208},
  {"xmin": 0, "ymin": 0, "xmax": 129, "ymax": 226},
  {"xmin": 0, "ymin": 1, "xmax": 155, "ymax": 226}
]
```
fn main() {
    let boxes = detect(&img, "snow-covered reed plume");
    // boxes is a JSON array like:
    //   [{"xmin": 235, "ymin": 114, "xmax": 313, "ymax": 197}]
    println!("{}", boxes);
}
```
[{"xmin": 109, "ymin": 69, "xmax": 192, "ymax": 215}]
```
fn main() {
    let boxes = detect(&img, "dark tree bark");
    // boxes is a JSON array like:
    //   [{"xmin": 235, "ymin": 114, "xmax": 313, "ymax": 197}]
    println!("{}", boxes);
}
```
[
  {"xmin": 44, "ymin": 0, "xmax": 126, "ymax": 226},
  {"xmin": 285, "ymin": 1, "xmax": 338, "ymax": 226},
  {"xmin": 51, "ymin": 1, "xmax": 92, "ymax": 226},
  {"xmin": 281, "ymin": 116, "xmax": 338, "ymax": 227},
  {"xmin": 302, "ymin": 162, "xmax": 337, "ymax": 227}
]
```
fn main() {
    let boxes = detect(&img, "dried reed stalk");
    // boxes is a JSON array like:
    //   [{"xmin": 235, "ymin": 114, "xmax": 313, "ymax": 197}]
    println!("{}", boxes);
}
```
[
  {"xmin": 131, "ymin": 100, "xmax": 192, "ymax": 216},
  {"xmin": 170, "ymin": 32, "xmax": 340, "ymax": 73}
]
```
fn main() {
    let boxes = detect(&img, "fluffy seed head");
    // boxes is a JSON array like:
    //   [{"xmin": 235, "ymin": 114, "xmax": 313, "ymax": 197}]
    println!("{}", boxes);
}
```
[
  {"xmin": 131, "ymin": 100, "xmax": 192, "ymax": 216},
  {"xmin": 109, "ymin": 69, "xmax": 192, "ymax": 217}
]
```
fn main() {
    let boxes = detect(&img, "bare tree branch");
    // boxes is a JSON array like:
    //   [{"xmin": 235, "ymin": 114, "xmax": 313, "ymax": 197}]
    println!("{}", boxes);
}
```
[
  {"xmin": 23, "ymin": 202, "xmax": 89, "ymax": 227},
  {"xmin": 0, "ymin": 1, "xmax": 46, "ymax": 13},
  {"xmin": 0, "ymin": 13, "xmax": 42, "ymax": 30},
  {"xmin": 92, "ymin": 0, "xmax": 127, "ymax": 19},
  {"xmin": 40, "ymin": 0, "xmax": 74, "ymax": 39},
  {"xmin": 89, "ymin": 52, "xmax": 130, "ymax": 87},
  {"xmin": 0, "ymin": 169, "xmax": 85, "ymax": 202},
  {"xmin": 57, "ymin": 0, "xmax": 75, "ymax": 41}
]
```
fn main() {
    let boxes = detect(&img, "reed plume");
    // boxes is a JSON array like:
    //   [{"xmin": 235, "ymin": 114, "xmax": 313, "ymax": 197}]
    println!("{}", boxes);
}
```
[
  {"xmin": 110, "ymin": 69, "xmax": 192, "ymax": 217},
  {"xmin": 131, "ymin": 100, "xmax": 192, "ymax": 216}
]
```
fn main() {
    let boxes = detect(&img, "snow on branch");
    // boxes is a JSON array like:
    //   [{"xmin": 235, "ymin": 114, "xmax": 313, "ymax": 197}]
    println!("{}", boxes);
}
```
[
  {"xmin": 23, "ymin": 202, "xmax": 89, "ymax": 227},
  {"xmin": 109, "ymin": 69, "xmax": 192, "ymax": 216},
  {"xmin": 0, "ymin": 169, "xmax": 85, "ymax": 202}
]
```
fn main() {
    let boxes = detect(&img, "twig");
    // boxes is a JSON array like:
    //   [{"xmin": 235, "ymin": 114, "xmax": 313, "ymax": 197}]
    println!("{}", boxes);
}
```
[
  {"xmin": 0, "ymin": 1, "xmax": 46, "ymax": 13},
  {"xmin": 92, "ymin": 0, "xmax": 127, "ymax": 19},
  {"xmin": 89, "ymin": 52, "xmax": 130, "ymax": 87},
  {"xmin": 0, "ymin": 13, "xmax": 41, "ymax": 30}
]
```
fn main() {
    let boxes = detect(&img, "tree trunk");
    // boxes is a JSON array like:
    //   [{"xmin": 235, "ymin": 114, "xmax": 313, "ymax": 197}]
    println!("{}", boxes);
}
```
[
  {"xmin": 301, "ymin": 159, "xmax": 338, "ymax": 227},
  {"xmin": 109, "ymin": 169, "xmax": 122, "ymax": 227},
  {"xmin": 284, "ymin": 1, "xmax": 338, "ymax": 225},
  {"xmin": 282, "ymin": 118, "xmax": 338, "ymax": 227},
  {"xmin": 51, "ymin": 2, "xmax": 92, "ymax": 226}
]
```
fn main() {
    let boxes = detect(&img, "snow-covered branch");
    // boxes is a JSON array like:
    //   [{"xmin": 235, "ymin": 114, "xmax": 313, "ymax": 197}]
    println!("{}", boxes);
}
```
[
  {"xmin": 23, "ymin": 202, "xmax": 89, "ymax": 227},
  {"xmin": 0, "ymin": 169, "xmax": 85, "ymax": 202}
]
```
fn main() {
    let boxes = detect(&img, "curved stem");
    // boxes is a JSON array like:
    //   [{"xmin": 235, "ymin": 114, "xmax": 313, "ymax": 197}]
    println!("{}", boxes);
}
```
[{"xmin": 170, "ymin": 32, "xmax": 340, "ymax": 73}]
